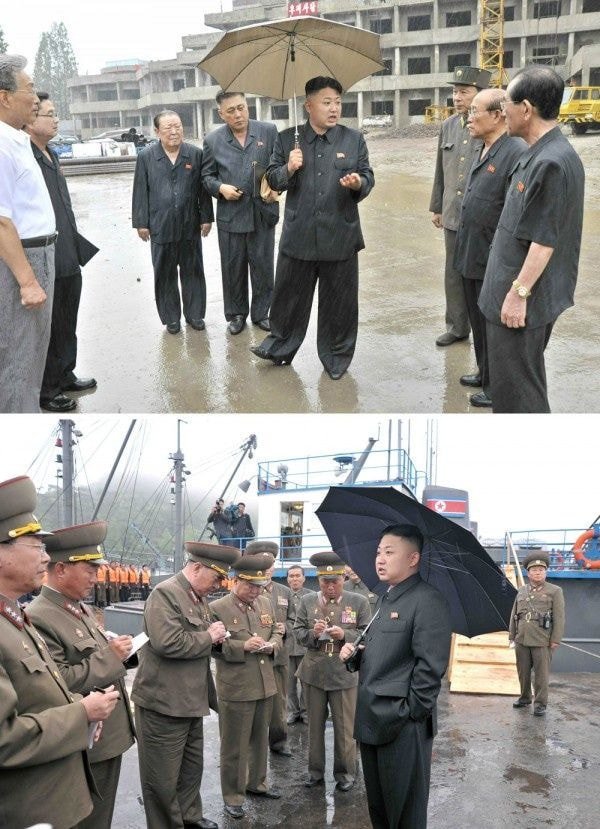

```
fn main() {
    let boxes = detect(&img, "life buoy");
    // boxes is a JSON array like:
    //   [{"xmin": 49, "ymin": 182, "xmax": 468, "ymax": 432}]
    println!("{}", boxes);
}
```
[{"xmin": 572, "ymin": 528, "xmax": 600, "ymax": 570}]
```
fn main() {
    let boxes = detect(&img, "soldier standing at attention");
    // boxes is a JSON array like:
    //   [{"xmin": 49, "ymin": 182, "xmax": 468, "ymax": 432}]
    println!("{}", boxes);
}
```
[
  {"xmin": 429, "ymin": 66, "xmax": 491, "ymax": 347},
  {"xmin": 509, "ymin": 551, "xmax": 565, "ymax": 716},
  {"xmin": 132, "ymin": 541, "xmax": 240, "ymax": 829},
  {"xmin": 344, "ymin": 564, "xmax": 379, "ymax": 613},
  {"xmin": 294, "ymin": 552, "xmax": 370, "ymax": 791},
  {"xmin": 210, "ymin": 552, "xmax": 283, "ymax": 819},
  {"xmin": 286, "ymin": 565, "xmax": 313, "ymax": 725},
  {"xmin": 28, "ymin": 521, "xmax": 136, "ymax": 829}
]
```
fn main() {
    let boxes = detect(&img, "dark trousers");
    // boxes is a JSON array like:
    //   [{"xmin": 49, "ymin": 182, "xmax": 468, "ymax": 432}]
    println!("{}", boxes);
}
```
[
  {"xmin": 444, "ymin": 229, "xmax": 470, "ymax": 338},
  {"xmin": 462, "ymin": 277, "xmax": 489, "ymax": 393},
  {"xmin": 260, "ymin": 252, "xmax": 359, "ymax": 373},
  {"xmin": 217, "ymin": 225, "xmax": 274, "ymax": 322},
  {"xmin": 269, "ymin": 663, "xmax": 289, "ymax": 750},
  {"xmin": 40, "ymin": 272, "xmax": 82, "ymax": 402},
  {"xmin": 360, "ymin": 718, "xmax": 433, "ymax": 829},
  {"xmin": 77, "ymin": 755, "xmax": 122, "ymax": 829},
  {"xmin": 486, "ymin": 321, "xmax": 554, "ymax": 413},
  {"xmin": 150, "ymin": 237, "xmax": 206, "ymax": 325}
]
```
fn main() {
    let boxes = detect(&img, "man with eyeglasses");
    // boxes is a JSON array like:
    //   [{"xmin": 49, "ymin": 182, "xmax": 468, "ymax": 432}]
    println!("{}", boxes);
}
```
[
  {"xmin": 25, "ymin": 92, "xmax": 98, "ymax": 413},
  {"xmin": 478, "ymin": 66, "xmax": 585, "ymax": 412},
  {"xmin": 0, "ymin": 55, "xmax": 57, "ymax": 412},
  {"xmin": 429, "ymin": 66, "xmax": 491, "ymax": 348},
  {"xmin": 453, "ymin": 88, "xmax": 527, "ymax": 408},
  {"xmin": 202, "ymin": 91, "xmax": 279, "ymax": 336},
  {"xmin": 0, "ymin": 475, "xmax": 120, "ymax": 828}
]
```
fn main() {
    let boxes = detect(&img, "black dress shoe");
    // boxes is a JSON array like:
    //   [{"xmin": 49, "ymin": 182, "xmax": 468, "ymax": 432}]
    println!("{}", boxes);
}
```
[
  {"xmin": 459, "ymin": 373, "xmax": 482, "ymax": 388},
  {"xmin": 62, "ymin": 376, "xmax": 97, "ymax": 393},
  {"xmin": 184, "ymin": 819, "xmax": 218, "ymax": 829},
  {"xmin": 187, "ymin": 318, "xmax": 205, "ymax": 331},
  {"xmin": 533, "ymin": 704, "xmax": 547, "ymax": 716},
  {"xmin": 436, "ymin": 332, "xmax": 469, "ymax": 346},
  {"xmin": 250, "ymin": 345, "xmax": 290, "ymax": 366},
  {"xmin": 166, "ymin": 321, "xmax": 181, "ymax": 334},
  {"xmin": 512, "ymin": 699, "xmax": 531, "ymax": 708},
  {"xmin": 246, "ymin": 787, "xmax": 281, "ymax": 799},
  {"xmin": 304, "ymin": 777, "xmax": 324, "ymax": 788},
  {"xmin": 270, "ymin": 745, "xmax": 292, "ymax": 756},
  {"xmin": 287, "ymin": 714, "xmax": 299, "ymax": 725},
  {"xmin": 41, "ymin": 393, "xmax": 77, "ymax": 412},
  {"xmin": 228, "ymin": 315, "xmax": 245, "ymax": 335},
  {"xmin": 325, "ymin": 367, "xmax": 346, "ymax": 381},
  {"xmin": 224, "ymin": 805, "xmax": 244, "ymax": 819},
  {"xmin": 470, "ymin": 391, "xmax": 493, "ymax": 408},
  {"xmin": 335, "ymin": 780, "xmax": 354, "ymax": 792},
  {"xmin": 255, "ymin": 318, "xmax": 271, "ymax": 331}
]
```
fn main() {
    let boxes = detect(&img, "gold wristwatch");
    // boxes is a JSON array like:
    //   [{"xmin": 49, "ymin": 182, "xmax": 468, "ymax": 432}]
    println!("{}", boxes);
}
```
[{"xmin": 512, "ymin": 280, "xmax": 531, "ymax": 299}]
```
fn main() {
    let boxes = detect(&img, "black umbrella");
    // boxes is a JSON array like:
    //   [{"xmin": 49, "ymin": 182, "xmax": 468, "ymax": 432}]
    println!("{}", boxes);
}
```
[{"xmin": 315, "ymin": 486, "xmax": 516, "ymax": 637}]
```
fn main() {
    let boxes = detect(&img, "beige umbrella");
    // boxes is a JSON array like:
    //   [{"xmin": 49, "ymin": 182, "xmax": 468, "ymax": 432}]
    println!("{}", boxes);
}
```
[{"xmin": 199, "ymin": 15, "xmax": 383, "ymax": 142}]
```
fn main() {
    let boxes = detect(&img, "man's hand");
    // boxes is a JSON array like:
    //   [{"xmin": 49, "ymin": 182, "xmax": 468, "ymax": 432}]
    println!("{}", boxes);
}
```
[
  {"xmin": 108, "ymin": 635, "xmax": 134, "ymax": 662},
  {"xmin": 200, "ymin": 223, "xmax": 212, "ymax": 238},
  {"xmin": 20, "ymin": 278, "xmax": 47, "ymax": 308},
  {"xmin": 500, "ymin": 291, "xmax": 527, "ymax": 328},
  {"xmin": 81, "ymin": 686, "xmax": 119, "ymax": 722},
  {"xmin": 137, "ymin": 228, "xmax": 150, "ymax": 242},
  {"xmin": 339, "ymin": 172, "xmax": 361, "ymax": 191},
  {"xmin": 219, "ymin": 184, "xmax": 244, "ymax": 201},
  {"xmin": 339, "ymin": 642, "xmax": 356, "ymax": 662},
  {"xmin": 287, "ymin": 147, "xmax": 303, "ymax": 174},
  {"xmin": 327, "ymin": 625, "xmax": 345, "ymax": 641},
  {"xmin": 431, "ymin": 213, "xmax": 443, "ymax": 229},
  {"xmin": 244, "ymin": 635, "xmax": 271, "ymax": 652},
  {"xmin": 208, "ymin": 621, "xmax": 228, "ymax": 643},
  {"xmin": 274, "ymin": 621, "xmax": 286, "ymax": 636},
  {"xmin": 313, "ymin": 619, "xmax": 328, "ymax": 637},
  {"xmin": 550, "ymin": 642, "xmax": 560, "ymax": 651}
]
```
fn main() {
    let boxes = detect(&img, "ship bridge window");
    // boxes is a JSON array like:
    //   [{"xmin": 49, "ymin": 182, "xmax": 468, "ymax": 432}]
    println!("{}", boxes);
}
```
[{"xmin": 281, "ymin": 502, "xmax": 303, "ymax": 560}]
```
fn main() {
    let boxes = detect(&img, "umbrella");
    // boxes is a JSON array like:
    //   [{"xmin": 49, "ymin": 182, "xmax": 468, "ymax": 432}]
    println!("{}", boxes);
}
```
[
  {"xmin": 199, "ymin": 15, "xmax": 383, "ymax": 140},
  {"xmin": 315, "ymin": 486, "xmax": 517, "ymax": 638}
]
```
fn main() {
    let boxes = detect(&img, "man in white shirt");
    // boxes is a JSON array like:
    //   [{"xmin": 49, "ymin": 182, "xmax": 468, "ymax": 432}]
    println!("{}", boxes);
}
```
[{"xmin": 0, "ymin": 54, "xmax": 56, "ymax": 412}]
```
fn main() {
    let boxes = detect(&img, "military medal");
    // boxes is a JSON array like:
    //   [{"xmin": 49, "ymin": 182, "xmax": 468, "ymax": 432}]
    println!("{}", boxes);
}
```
[
  {"xmin": 260, "ymin": 612, "xmax": 273, "ymax": 627},
  {"xmin": 75, "ymin": 628, "xmax": 84, "ymax": 638}
]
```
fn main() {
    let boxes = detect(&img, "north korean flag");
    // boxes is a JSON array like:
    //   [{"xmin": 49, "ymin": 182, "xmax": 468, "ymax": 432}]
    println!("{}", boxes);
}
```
[{"xmin": 426, "ymin": 498, "xmax": 467, "ymax": 517}]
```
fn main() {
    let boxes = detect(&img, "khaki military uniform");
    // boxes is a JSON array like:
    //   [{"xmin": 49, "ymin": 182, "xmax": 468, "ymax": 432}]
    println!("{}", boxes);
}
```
[
  {"xmin": 28, "ymin": 585, "xmax": 135, "ymax": 829},
  {"xmin": 263, "ymin": 579, "xmax": 294, "ymax": 750},
  {"xmin": 0, "ymin": 594, "xmax": 94, "ymax": 829},
  {"xmin": 345, "ymin": 578, "xmax": 379, "ymax": 612},
  {"xmin": 288, "ymin": 586, "xmax": 314, "ymax": 721},
  {"xmin": 509, "ymin": 581, "xmax": 565, "ymax": 707},
  {"xmin": 295, "ymin": 590, "xmax": 371, "ymax": 784},
  {"xmin": 210, "ymin": 591, "xmax": 283, "ymax": 806},
  {"xmin": 131, "ymin": 572, "xmax": 218, "ymax": 828}
]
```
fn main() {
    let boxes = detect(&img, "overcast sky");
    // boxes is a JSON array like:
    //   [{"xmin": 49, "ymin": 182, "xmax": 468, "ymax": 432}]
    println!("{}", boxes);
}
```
[
  {"xmin": 3, "ymin": 413, "xmax": 599, "ymax": 540},
  {"xmin": 2, "ymin": 0, "xmax": 233, "ymax": 75}
]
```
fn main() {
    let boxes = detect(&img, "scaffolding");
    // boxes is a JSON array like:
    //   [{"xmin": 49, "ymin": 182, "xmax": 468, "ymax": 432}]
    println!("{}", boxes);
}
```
[{"xmin": 480, "ymin": 0, "xmax": 509, "ymax": 88}]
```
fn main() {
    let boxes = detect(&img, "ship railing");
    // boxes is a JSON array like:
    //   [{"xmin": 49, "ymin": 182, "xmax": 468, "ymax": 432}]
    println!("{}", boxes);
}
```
[
  {"xmin": 505, "ymin": 527, "xmax": 596, "ymax": 572},
  {"xmin": 221, "ymin": 532, "xmax": 339, "ymax": 572}
]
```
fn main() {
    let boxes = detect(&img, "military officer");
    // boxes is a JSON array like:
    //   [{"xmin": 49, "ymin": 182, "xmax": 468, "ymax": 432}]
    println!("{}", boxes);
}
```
[
  {"xmin": 294, "ymin": 552, "xmax": 370, "ymax": 791},
  {"xmin": 286, "ymin": 564, "xmax": 313, "ymax": 724},
  {"xmin": 509, "ymin": 551, "xmax": 565, "ymax": 716},
  {"xmin": 255, "ymin": 542, "xmax": 295, "ymax": 756},
  {"xmin": 210, "ymin": 552, "xmax": 283, "ymax": 819},
  {"xmin": 0, "ymin": 475, "xmax": 118, "ymax": 829},
  {"xmin": 132, "ymin": 541, "xmax": 240, "ymax": 829},
  {"xmin": 344, "ymin": 564, "xmax": 379, "ymax": 612},
  {"xmin": 28, "ymin": 520, "xmax": 136, "ymax": 829}
]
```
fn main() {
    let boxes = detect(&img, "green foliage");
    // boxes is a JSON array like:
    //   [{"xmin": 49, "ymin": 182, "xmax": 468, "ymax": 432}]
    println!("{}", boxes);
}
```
[
  {"xmin": 33, "ymin": 21, "xmax": 78, "ymax": 117},
  {"xmin": 0, "ymin": 26, "xmax": 8, "ymax": 54}
]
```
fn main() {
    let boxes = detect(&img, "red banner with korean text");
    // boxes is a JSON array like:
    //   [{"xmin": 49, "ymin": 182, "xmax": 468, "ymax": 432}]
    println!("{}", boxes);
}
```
[{"xmin": 288, "ymin": 1, "xmax": 319, "ymax": 17}]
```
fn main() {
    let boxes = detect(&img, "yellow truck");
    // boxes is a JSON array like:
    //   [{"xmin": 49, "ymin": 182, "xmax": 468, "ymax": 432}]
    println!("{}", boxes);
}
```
[{"xmin": 558, "ymin": 86, "xmax": 600, "ymax": 134}]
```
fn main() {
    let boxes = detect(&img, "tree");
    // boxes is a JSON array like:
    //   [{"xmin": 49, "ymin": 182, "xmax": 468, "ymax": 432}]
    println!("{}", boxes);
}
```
[
  {"xmin": 0, "ymin": 26, "xmax": 8, "ymax": 54},
  {"xmin": 33, "ymin": 22, "xmax": 78, "ymax": 117}
]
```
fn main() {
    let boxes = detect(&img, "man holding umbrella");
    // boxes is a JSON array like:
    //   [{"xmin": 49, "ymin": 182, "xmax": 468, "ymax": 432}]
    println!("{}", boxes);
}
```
[
  {"xmin": 340, "ymin": 524, "xmax": 451, "ymax": 829},
  {"xmin": 251, "ymin": 76, "xmax": 374, "ymax": 380}
]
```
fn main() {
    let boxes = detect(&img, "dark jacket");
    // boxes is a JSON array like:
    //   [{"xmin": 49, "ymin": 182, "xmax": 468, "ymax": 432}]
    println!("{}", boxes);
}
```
[
  {"xmin": 131, "ymin": 141, "xmax": 214, "ymax": 244},
  {"xmin": 202, "ymin": 120, "xmax": 279, "ymax": 232},
  {"xmin": 353, "ymin": 574, "xmax": 451, "ymax": 746},
  {"xmin": 266, "ymin": 121, "xmax": 374, "ymax": 261}
]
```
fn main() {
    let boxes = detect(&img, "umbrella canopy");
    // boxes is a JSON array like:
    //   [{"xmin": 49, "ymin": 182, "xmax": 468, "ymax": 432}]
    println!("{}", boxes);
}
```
[
  {"xmin": 315, "ymin": 486, "xmax": 517, "ymax": 638},
  {"xmin": 198, "ymin": 16, "xmax": 383, "ymax": 102}
]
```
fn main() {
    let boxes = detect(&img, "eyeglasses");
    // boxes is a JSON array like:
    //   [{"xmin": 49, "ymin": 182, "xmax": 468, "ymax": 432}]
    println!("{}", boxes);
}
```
[
  {"xmin": 500, "ymin": 98, "xmax": 522, "ymax": 112},
  {"xmin": 468, "ymin": 105, "xmax": 502, "ymax": 117}
]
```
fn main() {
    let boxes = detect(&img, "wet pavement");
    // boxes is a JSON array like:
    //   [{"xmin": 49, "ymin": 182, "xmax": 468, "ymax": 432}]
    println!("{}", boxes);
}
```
[
  {"xmin": 64, "ymin": 136, "xmax": 599, "ymax": 414},
  {"xmin": 113, "ymin": 671, "xmax": 599, "ymax": 828}
]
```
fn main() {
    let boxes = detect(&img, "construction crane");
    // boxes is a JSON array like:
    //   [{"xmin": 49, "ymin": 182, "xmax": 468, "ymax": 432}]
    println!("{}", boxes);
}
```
[{"xmin": 480, "ymin": 0, "xmax": 509, "ymax": 88}]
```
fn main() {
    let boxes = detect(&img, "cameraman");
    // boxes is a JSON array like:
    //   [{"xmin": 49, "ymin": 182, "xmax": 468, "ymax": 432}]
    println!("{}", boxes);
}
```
[
  {"xmin": 231, "ymin": 502, "xmax": 255, "ymax": 551},
  {"xmin": 208, "ymin": 498, "xmax": 232, "ymax": 543}
]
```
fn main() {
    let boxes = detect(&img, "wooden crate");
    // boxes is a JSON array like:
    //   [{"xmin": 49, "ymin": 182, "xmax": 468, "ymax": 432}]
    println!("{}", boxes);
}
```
[{"xmin": 448, "ymin": 631, "xmax": 520, "ymax": 695}]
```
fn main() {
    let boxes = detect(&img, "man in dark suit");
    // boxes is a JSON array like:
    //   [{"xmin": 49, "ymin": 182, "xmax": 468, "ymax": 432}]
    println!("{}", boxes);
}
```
[
  {"xmin": 340, "ymin": 524, "xmax": 451, "ymax": 829},
  {"xmin": 202, "ymin": 91, "xmax": 278, "ymax": 335},
  {"xmin": 26, "ymin": 92, "xmax": 98, "ymax": 412},
  {"xmin": 252, "ymin": 76, "xmax": 374, "ymax": 380},
  {"xmin": 132, "ymin": 109, "xmax": 213, "ymax": 335}
]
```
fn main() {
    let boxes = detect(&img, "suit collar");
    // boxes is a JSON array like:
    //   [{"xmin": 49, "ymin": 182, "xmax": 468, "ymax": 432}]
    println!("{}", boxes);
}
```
[
  {"xmin": 303, "ymin": 121, "xmax": 340, "ymax": 144},
  {"xmin": 385, "ymin": 572, "xmax": 422, "ymax": 600}
]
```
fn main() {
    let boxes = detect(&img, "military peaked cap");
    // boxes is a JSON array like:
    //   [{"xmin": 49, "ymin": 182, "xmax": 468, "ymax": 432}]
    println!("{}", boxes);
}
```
[
  {"xmin": 310, "ymin": 551, "xmax": 346, "ymax": 578},
  {"xmin": 233, "ymin": 552, "xmax": 275, "ymax": 585},
  {"xmin": 45, "ymin": 521, "xmax": 109, "ymax": 565},
  {"xmin": 0, "ymin": 475, "xmax": 51, "ymax": 543},
  {"xmin": 451, "ymin": 66, "xmax": 491, "ymax": 89},
  {"xmin": 185, "ymin": 541, "xmax": 240, "ymax": 576},
  {"xmin": 244, "ymin": 540, "xmax": 279, "ymax": 557},
  {"xmin": 523, "ymin": 550, "xmax": 550, "ymax": 570}
]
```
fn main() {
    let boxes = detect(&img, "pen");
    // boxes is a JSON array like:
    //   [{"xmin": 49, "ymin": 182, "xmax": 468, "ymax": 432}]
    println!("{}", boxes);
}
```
[{"xmin": 93, "ymin": 686, "xmax": 106, "ymax": 694}]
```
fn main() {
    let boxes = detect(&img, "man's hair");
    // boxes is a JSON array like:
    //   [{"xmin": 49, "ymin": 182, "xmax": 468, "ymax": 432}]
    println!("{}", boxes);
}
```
[
  {"xmin": 305, "ymin": 76, "xmax": 343, "ymax": 97},
  {"xmin": 154, "ymin": 109, "xmax": 181, "ymax": 129},
  {"xmin": 379, "ymin": 523, "xmax": 424, "ymax": 554},
  {"xmin": 509, "ymin": 65, "xmax": 564, "ymax": 120},
  {"xmin": 287, "ymin": 565, "xmax": 305, "ymax": 575},
  {"xmin": 0, "ymin": 55, "xmax": 27, "ymax": 93},
  {"xmin": 216, "ymin": 90, "xmax": 245, "ymax": 106},
  {"xmin": 237, "ymin": 502, "xmax": 245, "ymax": 507},
  {"xmin": 36, "ymin": 91, "xmax": 50, "ymax": 103}
]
